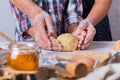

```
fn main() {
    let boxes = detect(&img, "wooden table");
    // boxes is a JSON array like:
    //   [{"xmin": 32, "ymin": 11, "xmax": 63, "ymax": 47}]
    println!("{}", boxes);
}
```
[{"xmin": 0, "ymin": 41, "xmax": 116, "ymax": 80}]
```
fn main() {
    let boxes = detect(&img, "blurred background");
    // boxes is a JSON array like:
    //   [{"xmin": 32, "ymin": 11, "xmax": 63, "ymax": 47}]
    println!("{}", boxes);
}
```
[
  {"xmin": 0, "ymin": 0, "xmax": 120, "ymax": 41},
  {"xmin": 0, "ymin": 0, "xmax": 15, "ymax": 41}
]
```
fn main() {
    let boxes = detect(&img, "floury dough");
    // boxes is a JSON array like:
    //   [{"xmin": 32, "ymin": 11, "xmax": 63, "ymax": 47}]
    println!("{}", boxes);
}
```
[{"xmin": 57, "ymin": 33, "xmax": 78, "ymax": 52}]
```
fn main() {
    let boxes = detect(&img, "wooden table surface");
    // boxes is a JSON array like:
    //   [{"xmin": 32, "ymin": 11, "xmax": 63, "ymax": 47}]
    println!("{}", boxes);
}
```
[{"xmin": 0, "ymin": 41, "xmax": 116, "ymax": 80}]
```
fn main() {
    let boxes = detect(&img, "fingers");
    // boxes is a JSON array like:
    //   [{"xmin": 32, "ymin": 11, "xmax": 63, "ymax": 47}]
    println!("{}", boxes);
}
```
[
  {"xmin": 73, "ymin": 20, "xmax": 88, "ymax": 36},
  {"xmin": 76, "ymin": 31, "xmax": 86, "ymax": 48},
  {"xmin": 84, "ymin": 25, "xmax": 96, "ymax": 44},
  {"xmin": 72, "ymin": 27, "xmax": 87, "ymax": 50},
  {"xmin": 73, "ymin": 19, "xmax": 96, "ymax": 50},
  {"xmin": 81, "ymin": 39, "xmax": 92, "ymax": 49},
  {"xmin": 72, "ymin": 20, "xmax": 88, "ymax": 48},
  {"xmin": 49, "ymin": 36, "xmax": 62, "ymax": 51},
  {"xmin": 33, "ymin": 11, "xmax": 57, "ymax": 50},
  {"xmin": 34, "ymin": 24, "xmax": 51, "ymax": 50},
  {"xmin": 35, "ymin": 36, "xmax": 51, "ymax": 50},
  {"xmin": 33, "ymin": 12, "xmax": 51, "ymax": 50},
  {"xmin": 81, "ymin": 25, "xmax": 96, "ymax": 49},
  {"xmin": 44, "ymin": 12, "xmax": 57, "ymax": 38}
]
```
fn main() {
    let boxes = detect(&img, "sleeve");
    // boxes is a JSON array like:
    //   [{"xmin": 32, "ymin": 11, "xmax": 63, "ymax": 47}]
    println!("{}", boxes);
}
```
[
  {"xmin": 65, "ymin": 0, "xmax": 83, "ymax": 27},
  {"xmin": 10, "ymin": 2, "xmax": 33, "ymax": 41}
]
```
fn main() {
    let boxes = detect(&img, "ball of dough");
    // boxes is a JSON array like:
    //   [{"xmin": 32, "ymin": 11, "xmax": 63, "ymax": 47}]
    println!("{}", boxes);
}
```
[{"xmin": 57, "ymin": 33, "xmax": 78, "ymax": 52}]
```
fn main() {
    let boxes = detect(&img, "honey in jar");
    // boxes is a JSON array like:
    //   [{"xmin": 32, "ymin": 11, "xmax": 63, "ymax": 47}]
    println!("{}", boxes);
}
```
[{"xmin": 7, "ymin": 43, "xmax": 39, "ymax": 71}]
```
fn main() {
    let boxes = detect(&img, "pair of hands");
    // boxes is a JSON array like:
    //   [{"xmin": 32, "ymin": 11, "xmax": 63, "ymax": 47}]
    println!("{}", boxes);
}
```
[
  {"xmin": 72, "ymin": 19, "xmax": 96, "ymax": 49},
  {"xmin": 30, "ymin": 10, "xmax": 96, "ymax": 51}
]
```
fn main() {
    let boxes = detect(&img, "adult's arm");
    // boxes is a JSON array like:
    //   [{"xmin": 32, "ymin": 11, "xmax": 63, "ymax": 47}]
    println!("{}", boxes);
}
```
[
  {"xmin": 87, "ymin": 0, "xmax": 112, "ymax": 26},
  {"xmin": 10, "ymin": 0, "xmax": 60, "ymax": 51},
  {"xmin": 10, "ymin": 0, "xmax": 42, "ymax": 20}
]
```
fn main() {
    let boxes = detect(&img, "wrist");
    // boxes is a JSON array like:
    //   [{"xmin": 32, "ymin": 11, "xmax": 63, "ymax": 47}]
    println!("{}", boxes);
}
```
[
  {"xmin": 84, "ymin": 19, "xmax": 92, "ymax": 25},
  {"xmin": 26, "ymin": 4, "xmax": 44, "ymax": 21},
  {"xmin": 85, "ymin": 18, "xmax": 95, "ymax": 26},
  {"xmin": 32, "ymin": 10, "xmax": 46, "ymax": 25},
  {"xmin": 31, "ymin": 6, "xmax": 44, "ymax": 20},
  {"xmin": 82, "ymin": 19, "xmax": 94, "ymax": 28},
  {"xmin": 84, "ymin": 19, "xmax": 96, "ymax": 33}
]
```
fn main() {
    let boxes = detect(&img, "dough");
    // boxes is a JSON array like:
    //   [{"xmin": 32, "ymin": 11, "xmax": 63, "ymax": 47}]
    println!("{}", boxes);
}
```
[{"xmin": 57, "ymin": 33, "xmax": 78, "ymax": 52}]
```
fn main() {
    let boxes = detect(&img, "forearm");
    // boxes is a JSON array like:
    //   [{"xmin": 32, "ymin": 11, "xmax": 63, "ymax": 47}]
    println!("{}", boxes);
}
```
[
  {"xmin": 10, "ymin": 0, "xmax": 42, "ymax": 20},
  {"xmin": 86, "ymin": 0, "xmax": 112, "ymax": 26},
  {"xmin": 66, "ymin": 0, "xmax": 82, "ymax": 33}
]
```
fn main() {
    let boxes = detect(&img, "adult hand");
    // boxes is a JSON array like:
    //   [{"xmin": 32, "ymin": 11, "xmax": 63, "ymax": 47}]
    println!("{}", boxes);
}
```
[
  {"xmin": 72, "ymin": 19, "xmax": 96, "ymax": 49},
  {"xmin": 49, "ymin": 36, "xmax": 62, "ymax": 51},
  {"xmin": 30, "ymin": 10, "xmax": 60, "ymax": 50}
]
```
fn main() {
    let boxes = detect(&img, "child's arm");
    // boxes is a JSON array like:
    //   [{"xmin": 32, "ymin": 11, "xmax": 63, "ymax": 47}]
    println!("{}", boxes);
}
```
[
  {"xmin": 77, "ymin": 0, "xmax": 112, "ymax": 49},
  {"xmin": 65, "ymin": 0, "xmax": 83, "ymax": 33}
]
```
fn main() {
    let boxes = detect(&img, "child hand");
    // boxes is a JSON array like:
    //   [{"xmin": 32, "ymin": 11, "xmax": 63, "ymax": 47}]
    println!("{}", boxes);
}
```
[{"xmin": 72, "ymin": 19, "xmax": 96, "ymax": 49}]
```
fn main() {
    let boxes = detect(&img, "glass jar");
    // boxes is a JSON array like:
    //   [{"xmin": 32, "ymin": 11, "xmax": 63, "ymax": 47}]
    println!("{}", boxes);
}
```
[{"xmin": 7, "ymin": 43, "xmax": 39, "ymax": 71}]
